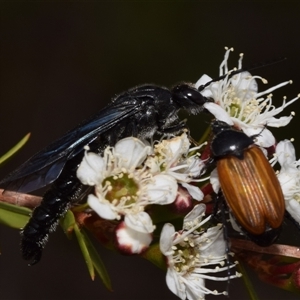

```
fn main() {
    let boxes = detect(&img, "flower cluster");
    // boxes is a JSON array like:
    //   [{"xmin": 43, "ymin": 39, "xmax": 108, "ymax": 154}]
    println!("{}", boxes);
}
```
[
  {"xmin": 77, "ymin": 133, "xmax": 205, "ymax": 253},
  {"xmin": 76, "ymin": 48, "xmax": 300, "ymax": 299},
  {"xmin": 197, "ymin": 47, "xmax": 298, "ymax": 147},
  {"xmin": 160, "ymin": 204, "xmax": 240, "ymax": 300}
]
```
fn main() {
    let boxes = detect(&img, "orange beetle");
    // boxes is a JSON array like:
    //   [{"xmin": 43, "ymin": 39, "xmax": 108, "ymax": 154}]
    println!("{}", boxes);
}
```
[{"xmin": 211, "ymin": 120, "xmax": 285, "ymax": 246}]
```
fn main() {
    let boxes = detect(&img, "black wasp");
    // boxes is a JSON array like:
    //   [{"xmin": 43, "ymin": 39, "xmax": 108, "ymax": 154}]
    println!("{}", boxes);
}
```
[
  {"xmin": 0, "ymin": 60, "xmax": 280, "ymax": 265},
  {"xmin": 0, "ymin": 81, "xmax": 216, "ymax": 265}
]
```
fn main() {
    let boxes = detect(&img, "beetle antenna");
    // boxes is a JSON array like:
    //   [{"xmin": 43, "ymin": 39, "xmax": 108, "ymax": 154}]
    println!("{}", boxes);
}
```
[
  {"xmin": 198, "ymin": 57, "xmax": 287, "ymax": 91},
  {"xmin": 219, "ymin": 195, "xmax": 233, "ymax": 295}
]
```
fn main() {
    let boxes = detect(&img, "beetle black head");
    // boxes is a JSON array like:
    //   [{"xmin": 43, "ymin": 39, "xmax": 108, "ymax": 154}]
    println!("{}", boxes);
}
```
[
  {"xmin": 211, "ymin": 120, "xmax": 254, "ymax": 160},
  {"xmin": 171, "ymin": 83, "xmax": 212, "ymax": 114}
]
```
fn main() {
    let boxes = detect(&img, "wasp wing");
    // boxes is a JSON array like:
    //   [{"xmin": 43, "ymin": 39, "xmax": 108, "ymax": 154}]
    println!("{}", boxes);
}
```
[{"xmin": 0, "ymin": 102, "xmax": 140, "ymax": 193}]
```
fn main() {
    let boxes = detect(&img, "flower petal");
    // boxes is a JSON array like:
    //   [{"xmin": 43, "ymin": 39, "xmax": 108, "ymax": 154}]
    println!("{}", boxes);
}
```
[
  {"xmin": 115, "ymin": 137, "xmax": 152, "ymax": 169},
  {"xmin": 87, "ymin": 194, "xmax": 118, "ymax": 220},
  {"xmin": 276, "ymin": 140, "xmax": 296, "ymax": 166},
  {"xmin": 146, "ymin": 174, "xmax": 178, "ymax": 205},
  {"xmin": 124, "ymin": 212, "xmax": 155, "ymax": 233},
  {"xmin": 195, "ymin": 74, "xmax": 213, "ymax": 91},
  {"xmin": 166, "ymin": 268, "xmax": 186, "ymax": 300},
  {"xmin": 266, "ymin": 116, "xmax": 294, "ymax": 127},
  {"xmin": 203, "ymin": 102, "xmax": 234, "ymax": 125},
  {"xmin": 181, "ymin": 183, "xmax": 203, "ymax": 201},
  {"xmin": 166, "ymin": 133, "xmax": 190, "ymax": 164},
  {"xmin": 242, "ymin": 126, "xmax": 275, "ymax": 147},
  {"xmin": 159, "ymin": 223, "xmax": 175, "ymax": 255},
  {"xmin": 210, "ymin": 168, "xmax": 220, "ymax": 193},
  {"xmin": 183, "ymin": 204, "xmax": 206, "ymax": 225},
  {"xmin": 76, "ymin": 152, "xmax": 105, "ymax": 185},
  {"xmin": 231, "ymin": 71, "xmax": 258, "ymax": 98},
  {"xmin": 116, "ymin": 221, "xmax": 152, "ymax": 254}
]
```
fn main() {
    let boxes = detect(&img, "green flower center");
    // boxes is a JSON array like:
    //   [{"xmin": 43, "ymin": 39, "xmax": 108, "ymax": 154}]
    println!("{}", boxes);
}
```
[
  {"xmin": 173, "ymin": 239, "xmax": 198, "ymax": 273},
  {"xmin": 229, "ymin": 101, "xmax": 241, "ymax": 118},
  {"xmin": 104, "ymin": 172, "xmax": 139, "ymax": 205},
  {"xmin": 225, "ymin": 85, "xmax": 260, "ymax": 123}
]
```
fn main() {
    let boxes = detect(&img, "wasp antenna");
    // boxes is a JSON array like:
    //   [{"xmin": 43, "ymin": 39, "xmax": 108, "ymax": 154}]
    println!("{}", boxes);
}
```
[{"xmin": 198, "ymin": 56, "xmax": 287, "ymax": 91}]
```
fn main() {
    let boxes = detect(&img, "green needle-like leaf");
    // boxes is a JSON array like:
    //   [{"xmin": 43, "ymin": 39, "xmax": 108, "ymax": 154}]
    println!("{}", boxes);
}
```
[
  {"xmin": 0, "ymin": 202, "xmax": 31, "ymax": 229},
  {"xmin": 69, "ymin": 214, "xmax": 111, "ymax": 290},
  {"xmin": 81, "ymin": 229, "xmax": 112, "ymax": 291},
  {"xmin": 74, "ymin": 223, "xmax": 95, "ymax": 280},
  {"xmin": 0, "ymin": 133, "xmax": 31, "ymax": 165}
]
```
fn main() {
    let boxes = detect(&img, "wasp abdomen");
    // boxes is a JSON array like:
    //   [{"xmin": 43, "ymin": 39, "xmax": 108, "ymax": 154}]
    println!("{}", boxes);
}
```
[
  {"xmin": 21, "ymin": 194, "xmax": 66, "ymax": 264},
  {"xmin": 21, "ymin": 156, "xmax": 90, "ymax": 265}
]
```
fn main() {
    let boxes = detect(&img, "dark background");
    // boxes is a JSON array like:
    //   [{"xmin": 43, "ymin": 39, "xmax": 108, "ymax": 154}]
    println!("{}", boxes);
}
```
[{"xmin": 1, "ymin": 1, "xmax": 300, "ymax": 300}]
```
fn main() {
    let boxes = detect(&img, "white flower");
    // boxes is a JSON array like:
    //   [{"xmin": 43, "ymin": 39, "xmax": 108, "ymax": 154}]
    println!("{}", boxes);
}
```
[
  {"xmin": 196, "ymin": 47, "xmax": 299, "ymax": 147},
  {"xmin": 275, "ymin": 140, "xmax": 300, "ymax": 223},
  {"xmin": 76, "ymin": 138, "xmax": 152, "ymax": 186},
  {"xmin": 160, "ymin": 204, "xmax": 240, "ymax": 300},
  {"xmin": 146, "ymin": 133, "xmax": 206, "ymax": 201},
  {"xmin": 76, "ymin": 137, "xmax": 178, "ymax": 237}
]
